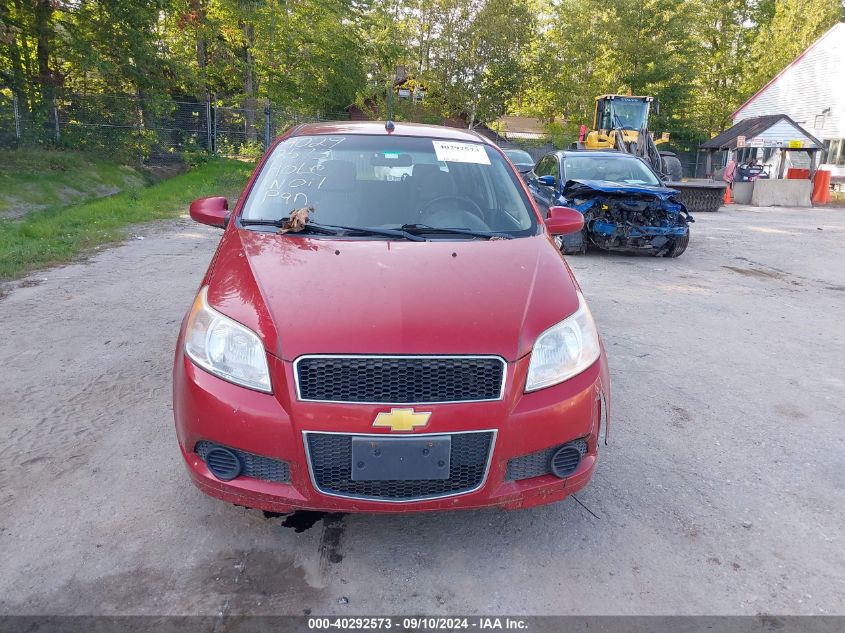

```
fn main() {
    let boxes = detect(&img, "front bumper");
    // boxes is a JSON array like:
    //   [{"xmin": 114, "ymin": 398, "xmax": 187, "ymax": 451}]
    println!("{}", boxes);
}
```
[{"xmin": 173, "ymin": 348, "xmax": 610, "ymax": 513}]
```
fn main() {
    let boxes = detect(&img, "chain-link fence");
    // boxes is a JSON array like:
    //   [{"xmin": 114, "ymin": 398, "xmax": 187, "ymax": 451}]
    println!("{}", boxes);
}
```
[
  {"xmin": 0, "ymin": 93, "xmax": 21, "ymax": 148},
  {"xmin": 475, "ymin": 127, "xmax": 557, "ymax": 162},
  {"xmin": 0, "ymin": 91, "xmax": 348, "ymax": 164},
  {"xmin": 501, "ymin": 141, "xmax": 558, "ymax": 163},
  {"xmin": 1, "ymin": 92, "xmax": 718, "ymax": 179}
]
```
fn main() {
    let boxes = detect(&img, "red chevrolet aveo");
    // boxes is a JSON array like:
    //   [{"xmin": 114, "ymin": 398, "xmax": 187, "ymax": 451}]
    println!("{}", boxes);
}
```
[{"xmin": 173, "ymin": 121, "xmax": 611, "ymax": 513}]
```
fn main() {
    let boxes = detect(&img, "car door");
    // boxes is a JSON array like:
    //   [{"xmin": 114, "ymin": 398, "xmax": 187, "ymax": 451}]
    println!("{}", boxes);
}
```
[{"xmin": 528, "ymin": 154, "xmax": 559, "ymax": 215}]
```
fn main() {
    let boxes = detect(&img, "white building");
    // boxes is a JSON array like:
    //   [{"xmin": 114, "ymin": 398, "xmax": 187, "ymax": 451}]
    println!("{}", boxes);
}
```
[{"xmin": 732, "ymin": 22, "xmax": 845, "ymax": 180}]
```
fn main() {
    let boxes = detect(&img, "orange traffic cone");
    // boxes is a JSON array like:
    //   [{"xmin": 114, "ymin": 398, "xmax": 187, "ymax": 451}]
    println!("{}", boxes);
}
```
[
  {"xmin": 812, "ymin": 170, "xmax": 831, "ymax": 205},
  {"xmin": 723, "ymin": 185, "xmax": 732, "ymax": 205}
]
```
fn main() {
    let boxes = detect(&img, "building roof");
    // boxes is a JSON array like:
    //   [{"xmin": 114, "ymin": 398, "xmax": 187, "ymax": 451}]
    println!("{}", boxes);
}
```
[
  {"xmin": 495, "ymin": 116, "xmax": 556, "ymax": 136},
  {"xmin": 732, "ymin": 22, "xmax": 845, "ymax": 119},
  {"xmin": 701, "ymin": 115, "xmax": 824, "ymax": 151}
]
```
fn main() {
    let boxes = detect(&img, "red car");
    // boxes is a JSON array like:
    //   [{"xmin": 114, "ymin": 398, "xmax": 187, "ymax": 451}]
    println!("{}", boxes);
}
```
[{"xmin": 173, "ymin": 121, "xmax": 611, "ymax": 513}]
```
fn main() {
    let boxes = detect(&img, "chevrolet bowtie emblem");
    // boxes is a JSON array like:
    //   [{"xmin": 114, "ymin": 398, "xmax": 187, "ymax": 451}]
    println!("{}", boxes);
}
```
[{"xmin": 372, "ymin": 408, "xmax": 432, "ymax": 432}]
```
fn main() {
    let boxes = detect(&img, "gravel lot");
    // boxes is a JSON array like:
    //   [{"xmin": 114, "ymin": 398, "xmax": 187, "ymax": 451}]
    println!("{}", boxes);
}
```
[{"xmin": 1, "ymin": 206, "xmax": 843, "ymax": 616}]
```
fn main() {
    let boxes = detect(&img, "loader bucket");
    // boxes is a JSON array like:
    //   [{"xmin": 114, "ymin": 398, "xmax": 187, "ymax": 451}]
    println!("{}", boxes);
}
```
[{"xmin": 666, "ymin": 180, "xmax": 728, "ymax": 213}]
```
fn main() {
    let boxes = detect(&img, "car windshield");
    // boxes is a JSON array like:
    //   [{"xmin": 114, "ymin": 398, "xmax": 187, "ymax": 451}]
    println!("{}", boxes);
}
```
[
  {"xmin": 241, "ymin": 134, "xmax": 538, "ymax": 237},
  {"xmin": 562, "ymin": 155, "xmax": 661, "ymax": 186}
]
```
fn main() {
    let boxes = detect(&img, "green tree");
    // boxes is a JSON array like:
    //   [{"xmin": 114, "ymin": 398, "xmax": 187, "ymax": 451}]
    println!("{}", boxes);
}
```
[
  {"xmin": 3, "ymin": 0, "xmax": 837, "ymax": 151},
  {"xmin": 457, "ymin": 0, "xmax": 536, "ymax": 127},
  {"xmin": 685, "ymin": 0, "xmax": 762, "ymax": 140},
  {"xmin": 61, "ymin": 1, "xmax": 183, "ymax": 97},
  {"xmin": 514, "ymin": 0, "xmax": 698, "ymax": 142},
  {"xmin": 744, "ymin": 0, "xmax": 842, "ymax": 95},
  {"xmin": 0, "ymin": 0, "xmax": 27, "ymax": 104}
]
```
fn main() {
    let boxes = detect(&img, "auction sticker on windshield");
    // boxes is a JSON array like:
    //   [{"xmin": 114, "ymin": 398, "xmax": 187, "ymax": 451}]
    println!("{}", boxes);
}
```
[{"xmin": 432, "ymin": 140, "xmax": 491, "ymax": 164}]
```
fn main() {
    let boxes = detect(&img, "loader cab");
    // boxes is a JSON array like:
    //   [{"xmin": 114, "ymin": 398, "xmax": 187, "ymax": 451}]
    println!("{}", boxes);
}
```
[{"xmin": 594, "ymin": 95, "xmax": 655, "ymax": 132}]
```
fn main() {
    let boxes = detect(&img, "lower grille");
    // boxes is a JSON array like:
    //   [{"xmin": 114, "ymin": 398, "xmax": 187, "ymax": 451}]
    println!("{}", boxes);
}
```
[
  {"xmin": 306, "ymin": 431, "xmax": 494, "ymax": 501},
  {"xmin": 505, "ymin": 439, "xmax": 588, "ymax": 481},
  {"xmin": 195, "ymin": 441, "xmax": 290, "ymax": 483}
]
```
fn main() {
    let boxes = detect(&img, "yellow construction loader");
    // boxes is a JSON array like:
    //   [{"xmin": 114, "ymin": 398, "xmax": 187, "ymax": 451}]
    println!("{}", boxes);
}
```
[{"xmin": 575, "ymin": 95, "xmax": 725, "ymax": 212}]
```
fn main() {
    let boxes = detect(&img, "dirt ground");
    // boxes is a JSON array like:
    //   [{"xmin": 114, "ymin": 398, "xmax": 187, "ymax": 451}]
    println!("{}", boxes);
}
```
[{"xmin": 1, "ymin": 205, "xmax": 843, "ymax": 616}]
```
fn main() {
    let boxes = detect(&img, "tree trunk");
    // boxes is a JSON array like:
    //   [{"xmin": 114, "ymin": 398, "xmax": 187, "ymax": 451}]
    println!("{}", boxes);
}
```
[
  {"xmin": 33, "ymin": 0, "xmax": 55, "ymax": 104},
  {"xmin": 188, "ymin": 0, "xmax": 209, "ymax": 98},
  {"xmin": 239, "ymin": 20, "xmax": 257, "ymax": 142},
  {"xmin": 0, "ymin": 0, "xmax": 26, "ymax": 102},
  {"xmin": 13, "ymin": 0, "xmax": 35, "ymax": 110}
]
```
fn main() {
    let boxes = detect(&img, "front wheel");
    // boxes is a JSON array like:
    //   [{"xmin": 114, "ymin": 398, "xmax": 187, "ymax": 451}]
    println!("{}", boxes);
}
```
[
  {"xmin": 665, "ymin": 232, "xmax": 689, "ymax": 258},
  {"xmin": 559, "ymin": 229, "xmax": 587, "ymax": 255}
]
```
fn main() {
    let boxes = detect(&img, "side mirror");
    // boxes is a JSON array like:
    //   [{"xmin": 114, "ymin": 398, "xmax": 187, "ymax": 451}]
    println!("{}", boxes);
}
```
[
  {"xmin": 190, "ymin": 196, "xmax": 229, "ymax": 228},
  {"xmin": 537, "ymin": 175, "xmax": 556, "ymax": 187},
  {"xmin": 545, "ymin": 206, "xmax": 584, "ymax": 235}
]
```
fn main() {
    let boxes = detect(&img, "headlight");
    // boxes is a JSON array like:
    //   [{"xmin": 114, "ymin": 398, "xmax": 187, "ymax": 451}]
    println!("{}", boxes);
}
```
[
  {"xmin": 184, "ymin": 287, "xmax": 272, "ymax": 393},
  {"xmin": 525, "ymin": 291, "xmax": 601, "ymax": 392}
]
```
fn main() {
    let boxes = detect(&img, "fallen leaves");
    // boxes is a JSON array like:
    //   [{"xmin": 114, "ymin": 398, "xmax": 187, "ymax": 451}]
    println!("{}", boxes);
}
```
[{"xmin": 278, "ymin": 206, "xmax": 315, "ymax": 234}]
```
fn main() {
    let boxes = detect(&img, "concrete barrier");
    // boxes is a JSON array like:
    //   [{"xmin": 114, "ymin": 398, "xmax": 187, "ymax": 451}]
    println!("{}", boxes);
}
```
[
  {"xmin": 750, "ymin": 179, "xmax": 813, "ymax": 207},
  {"xmin": 732, "ymin": 182, "xmax": 754, "ymax": 205}
]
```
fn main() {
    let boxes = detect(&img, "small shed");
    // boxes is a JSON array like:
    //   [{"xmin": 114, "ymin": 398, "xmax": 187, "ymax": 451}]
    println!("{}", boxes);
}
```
[{"xmin": 700, "ymin": 114, "xmax": 826, "ymax": 178}]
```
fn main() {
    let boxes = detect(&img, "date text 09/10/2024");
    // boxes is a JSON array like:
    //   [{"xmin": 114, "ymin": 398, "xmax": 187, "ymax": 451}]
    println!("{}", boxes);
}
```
[{"xmin": 307, "ymin": 617, "xmax": 528, "ymax": 630}]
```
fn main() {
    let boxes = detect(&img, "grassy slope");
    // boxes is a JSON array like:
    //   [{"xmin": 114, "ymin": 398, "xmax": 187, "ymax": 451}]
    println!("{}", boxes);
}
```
[
  {"xmin": 0, "ymin": 158, "xmax": 254, "ymax": 280},
  {"xmin": 0, "ymin": 149, "xmax": 149, "ymax": 217}
]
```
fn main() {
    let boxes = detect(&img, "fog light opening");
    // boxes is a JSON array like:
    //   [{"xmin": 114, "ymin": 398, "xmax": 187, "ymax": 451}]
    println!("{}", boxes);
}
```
[
  {"xmin": 205, "ymin": 446, "xmax": 243, "ymax": 481},
  {"xmin": 549, "ymin": 445, "xmax": 582, "ymax": 478}
]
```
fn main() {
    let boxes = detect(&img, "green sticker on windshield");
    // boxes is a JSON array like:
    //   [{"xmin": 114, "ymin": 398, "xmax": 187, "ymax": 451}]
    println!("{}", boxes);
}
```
[{"xmin": 383, "ymin": 152, "xmax": 400, "ymax": 159}]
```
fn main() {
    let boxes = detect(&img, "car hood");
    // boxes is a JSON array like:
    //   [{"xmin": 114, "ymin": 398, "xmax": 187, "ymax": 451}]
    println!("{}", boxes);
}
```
[
  {"xmin": 205, "ymin": 229, "xmax": 580, "ymax": 362},
  {"xmin": 564, "ymin": 179, "xmax": 679, "ymax": 200}
]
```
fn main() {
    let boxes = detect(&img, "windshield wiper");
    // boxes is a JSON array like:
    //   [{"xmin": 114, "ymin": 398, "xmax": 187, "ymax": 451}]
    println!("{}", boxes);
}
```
[
  {"xmin": 324, "ymin": 223, "xmax": 426, "ymax": 241},
  {"xmin": 399, "ymin": 223, "xmax": 514, "ymax": 240},
  {"xmin": 240, "ymin": 218, "xmax": 339, "ymax": 235},
  {"xmin": 241, "ymin": 218, "xmax": 425, "ymax": 241}
]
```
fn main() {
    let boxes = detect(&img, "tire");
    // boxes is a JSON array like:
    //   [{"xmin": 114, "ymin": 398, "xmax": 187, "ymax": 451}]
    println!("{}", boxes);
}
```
[
  {"xmin": 661, "ymin": 155, "xmax": 683, "ymax": 181},
  {"xmin": 666, "ymin": 232, "xmax": 689, "ymax": 258}
]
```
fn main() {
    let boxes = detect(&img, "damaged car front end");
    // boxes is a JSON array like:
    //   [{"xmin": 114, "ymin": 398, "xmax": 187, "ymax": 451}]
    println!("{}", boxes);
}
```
[{"xmin": 564, "ymin": 180, "xmax": 693, "ymax": 257}]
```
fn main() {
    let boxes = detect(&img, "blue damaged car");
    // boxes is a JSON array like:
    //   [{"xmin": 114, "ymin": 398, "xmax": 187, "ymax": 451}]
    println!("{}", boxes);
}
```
[{"xmin": 527, "ymin": 150, "xmax": 693, "ymax": 257}]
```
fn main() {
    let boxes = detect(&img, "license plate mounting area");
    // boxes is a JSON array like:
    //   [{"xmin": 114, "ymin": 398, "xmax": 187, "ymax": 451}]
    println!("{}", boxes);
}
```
[{"xmin": 350, "ymin": 435, "xmax": 451, "ymax": 481}]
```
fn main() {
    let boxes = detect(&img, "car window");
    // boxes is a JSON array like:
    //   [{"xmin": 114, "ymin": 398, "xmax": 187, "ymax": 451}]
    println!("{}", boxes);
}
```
[
  {"xmin": 562, "ymin": 155, "xmax": 661, "ymax": 186},
  {"xmin": 505, "ymin": 149, "xmax": 533, "ymax": 164},
  {"xmin": 241, "ymin": 134, "xmax": 538, "ymax": 236},
  {"xmin": 534, "ymin": 155, "xmax": 558, "ymax": 180}
]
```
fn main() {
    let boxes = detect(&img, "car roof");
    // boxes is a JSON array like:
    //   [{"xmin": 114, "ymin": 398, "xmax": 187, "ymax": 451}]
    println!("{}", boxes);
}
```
[
  {"xmin": 554, "ymin": 149, "xmax": 640, "ymax": 159},
  {"xmin": 289, "ymin": 120, "xmax": 492, "ymax": 144}
]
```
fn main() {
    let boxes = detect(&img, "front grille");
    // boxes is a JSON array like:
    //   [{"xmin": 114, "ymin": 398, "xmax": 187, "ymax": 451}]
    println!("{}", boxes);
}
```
[
  {"xmin": 295, "ymin": 356, "xmax": 505, "ymax": 403},
  {"xmin": 306, "ymin": 431, "xmax": 494, "ymax": 501},
  {"xmin": 195, "ymin": 441, "xmax": 290, "ymax": 483},
  {"xmin": 505, "ymin": 439, "xmax": 588, "ymax": 481}
]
